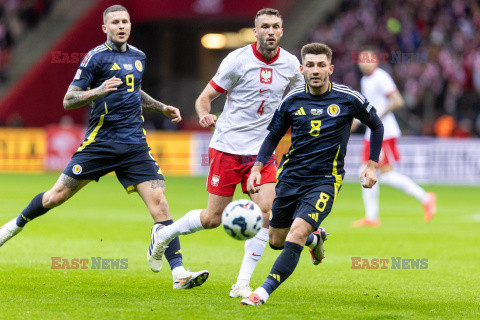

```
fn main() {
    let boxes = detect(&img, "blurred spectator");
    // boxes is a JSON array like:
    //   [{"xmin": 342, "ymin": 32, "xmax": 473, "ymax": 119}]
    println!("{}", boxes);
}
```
[
  {"xmin": 0, "ymin": 0, "xmax": 56, "ymax": 82},
  {"xmin": 307, "ymin": 0, "xmax": 480, "ymax": 137},
  {"xmin": 434, "ymin": 114, "xmax": 455, "ymax": 138}
]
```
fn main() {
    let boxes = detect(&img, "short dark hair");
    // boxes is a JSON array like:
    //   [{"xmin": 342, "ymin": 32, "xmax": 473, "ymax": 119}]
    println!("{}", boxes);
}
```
[
  {"xmin": 301, "ymin": 42, "xmax": 333, "ymax": 63},
  {"xmin": 255, "ymin": 8, "xmax": 282, "ymax": 25},
  {"xmin": 103, "ymin": 5, "xmax": 129, "ymax": 24}
]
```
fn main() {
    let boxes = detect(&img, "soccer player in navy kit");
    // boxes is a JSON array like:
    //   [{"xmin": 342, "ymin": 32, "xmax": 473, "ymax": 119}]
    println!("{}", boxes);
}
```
[
  {"xmin": 0, "ymin": 5, "xmax": 208, "ymax": 289},
  {"xmin": 241, "ymin": 43, "xmax": 384, "ymax": 306}
]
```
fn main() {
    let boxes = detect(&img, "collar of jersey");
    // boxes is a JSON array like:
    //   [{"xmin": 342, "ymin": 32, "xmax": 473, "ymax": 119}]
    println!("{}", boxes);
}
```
[
  {"xmin": 251, "ymin": 42, "xmax": 280, "ymax": 65},
  {"xmin": 104, "ymin": 41, "xmax": 130, "ymax": 52},
  {"xmin": 305, "ymin": 81, "xmax": 332, "ymax": 97}
]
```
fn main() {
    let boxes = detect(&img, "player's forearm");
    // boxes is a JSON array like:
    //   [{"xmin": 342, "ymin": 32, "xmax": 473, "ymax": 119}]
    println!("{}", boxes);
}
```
[
  {"xmin": 140, "ymin": 90, "xmax": 166, "ymax": 113},
  {"xmin": 380, "ymin": 103, "xmax": 401, "ymax": 119},
  {"xmin": 195, "ymin": 95, "xmax": 212, "ymax": 119},
  {"xmin": 381, "ymin": 91, "xmax": 404, "ymax": 118},
  {"xmin": 63, "ymin": 86, "xmax": 100, "ymax": 110},
  {"xmin": 367, "ymin": 115, "xmax": 384, "ymax": 162},
  {"xmin": 251, "ymin": 162, "xmax": 265, "ymax": 173},
  {"xmin": 256, "ymin": 131, "xmax": 282, "ymax": 165}
]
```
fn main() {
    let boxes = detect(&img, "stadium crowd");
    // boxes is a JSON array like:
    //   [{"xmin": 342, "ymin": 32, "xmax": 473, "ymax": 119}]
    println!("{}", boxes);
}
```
[
  {"xmin": 306, "ymin": 0, "xmax": 480, "ymax": 137},
  {"xmin": 0, "ymin": 0, "xmax": 55, "ymax": 82}
]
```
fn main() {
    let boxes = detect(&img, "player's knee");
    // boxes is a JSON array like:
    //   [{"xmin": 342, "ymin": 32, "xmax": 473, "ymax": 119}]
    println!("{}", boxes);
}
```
[
  {"xmin": 43, "ymin": 190, "xmax": 68, "ymax": 208},
  {"xmin": 288, "ymin": 227, "xmax": 311, "ymax": 244},
  {"xmin": 269, "ymin": 242, "xmax": 284, "ymax": 250},
  {"xmin": 201, "ymin": 210, "xmax": 222, "ymax": 229},
  {"xmin": 202, "ymin": 218, "xmax": 221, "ymax": 229},
  {"xmin": 154, "ymin": 196, "xmax": 169, "ymax": 213},
  {"xmin": 257, "ymin": 202, "xmax": 271, "ymax": 215},
  {"xmin": 269, "ymin": 234, "xmax": 285, "ymax": 249}
]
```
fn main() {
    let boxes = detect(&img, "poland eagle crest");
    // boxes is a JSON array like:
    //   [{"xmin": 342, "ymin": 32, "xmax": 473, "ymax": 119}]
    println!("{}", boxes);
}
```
[{"xmin": 260, "ymin": 68, "xmax": 273, "ymax": 84}]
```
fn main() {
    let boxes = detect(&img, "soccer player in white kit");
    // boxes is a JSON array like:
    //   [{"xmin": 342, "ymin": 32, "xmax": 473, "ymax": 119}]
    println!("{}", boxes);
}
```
[
  {"xmin": 146, "ymin": 8, "xmax": 327, "ymax": 298},
  {"xmin": 353, "ymin": 50, "xmax": 437, "ymax": 227}
]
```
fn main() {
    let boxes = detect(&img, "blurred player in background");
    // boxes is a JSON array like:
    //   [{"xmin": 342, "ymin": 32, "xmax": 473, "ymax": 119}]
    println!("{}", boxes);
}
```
[
  {"xmin": 241, "ymin": 43, "xmax": 384, "ymax": 306},
  {"xmin": 0, "ymin": 5, "xmax": 209, "ymax": 289},
  {"xmin": 353, "ymin": 49, "xmax": 436, "ymax": 227},
  {"xmin": 147, "ymin": 8, "xmax": 326, "ymax": 298}
]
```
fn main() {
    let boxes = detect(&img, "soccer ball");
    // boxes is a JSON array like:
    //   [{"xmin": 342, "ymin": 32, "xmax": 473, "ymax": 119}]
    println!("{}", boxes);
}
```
[{"xmin": 222, "ymin": 199, "xmax": 263, "ymax": 240}]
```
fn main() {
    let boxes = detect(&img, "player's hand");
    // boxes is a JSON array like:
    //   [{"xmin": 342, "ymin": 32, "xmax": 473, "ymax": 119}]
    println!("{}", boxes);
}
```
[
  {"xmin": 95, "ymin": 76, "xmax": 123, "ymax": 97},
  {"xmin": 247, "ymin": 170, "xmax": 262, "ymax": 194},
  {"xmin": 162, "ymin": 105, "xmax": 182, "ymax": 124},
  {"xmin": 199, "ymin": 114, "xmax": 217, "ymax": 128},
  {"xmin": 360, "ymin": 160, "xmax": 378, "ymax": 188}
]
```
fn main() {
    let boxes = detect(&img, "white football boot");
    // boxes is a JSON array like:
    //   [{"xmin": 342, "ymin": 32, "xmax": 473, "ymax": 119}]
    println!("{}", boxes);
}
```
[
  {"xmin": 229, "ymin": 283, "xmax": 253, "ymax": 298},
  {"xmin": 173, "ymin": 268, "xmax": 209, "ymax": 289},
  {"xmin": 147, "ymin": 225, "xmax": 168, "ymax": 272},
  {"xmin": 241, "ymin": 293, "xmax": 265, "ymax": 306},
  {"xmin": 0, "ymin": 219, "xmax": 23, "ymax": 247}
]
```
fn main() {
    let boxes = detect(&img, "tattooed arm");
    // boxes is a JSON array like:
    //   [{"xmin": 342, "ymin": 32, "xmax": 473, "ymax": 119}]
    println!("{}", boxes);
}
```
[
  {"xmin": 63, "ymin": 76, "xmax": 123, "ymax": 110},
  {"xmin": 140, "ymin": 90, "xmax": 167, "ymax": 113},
  {"xmin": 140, "ymin": 90, "xmax": 182, "ymax": 124}
]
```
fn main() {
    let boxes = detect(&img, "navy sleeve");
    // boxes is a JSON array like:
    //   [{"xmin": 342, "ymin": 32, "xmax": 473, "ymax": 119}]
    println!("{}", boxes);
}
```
[
  {"xmin": 256, "ymin": 132, "xmax": 282, "ymax": 164},
  {"xmin": 70, "ymin": 54, "xmax": 97, "ymax": 90},
  {"xmin": 256, "ymin": 100, "xmax": 292, "ymax": 164},
  {"xmin": 352, "ymin": 98, "xmax": 384, "ymax": 162},
  {"xmin": 364, "ymin": 114, "xmax": 384, "ymax": 162}
]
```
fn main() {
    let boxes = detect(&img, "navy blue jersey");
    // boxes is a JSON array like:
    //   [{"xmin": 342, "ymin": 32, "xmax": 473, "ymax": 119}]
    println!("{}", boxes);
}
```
[
  {"xmin": 71, "ymin": 42, "xmax": 146, "ymax": 146},
  {"xmin": 269, "ymin": 82, "xmax": 378, "ymax": 185}
]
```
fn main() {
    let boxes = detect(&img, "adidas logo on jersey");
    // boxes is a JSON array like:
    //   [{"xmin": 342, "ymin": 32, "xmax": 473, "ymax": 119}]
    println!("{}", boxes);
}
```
[
  {"xmin": 308, "ymin": 212, "xmax": 319, "ymax": 222},
  {"xmin": 110, "ymin": 63, "xmax": 121, "ymax": 70},
  {"xmin": 295, "ymin": 107, "xmax": 306, "ymax": 116}
]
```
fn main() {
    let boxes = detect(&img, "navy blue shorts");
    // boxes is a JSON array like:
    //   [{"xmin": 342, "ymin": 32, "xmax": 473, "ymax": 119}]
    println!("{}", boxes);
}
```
[
  {"xmin": 63, "ymin": 141, "xmax": 164, "ymax": 192},
  {"xmin": 270, "ymin": 179, "xmax": 342, "ymax": 229}
]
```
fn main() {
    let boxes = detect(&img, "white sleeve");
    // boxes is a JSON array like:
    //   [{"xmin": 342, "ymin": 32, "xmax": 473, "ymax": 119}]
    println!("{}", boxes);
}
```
[
  {"xmin": 210, "ymin": 52, "xmax": 241, "ymax": 94},
  {"xmin": 289, "ymin": 56, "xmax": 305, "ymax": 89},
  {"xmin": 378, "ymin": 70, "xmax": 397, "ymax": 96},
  {"xmin": 360, "ymin": 77, "xmax": 366, "ymax": 96}
]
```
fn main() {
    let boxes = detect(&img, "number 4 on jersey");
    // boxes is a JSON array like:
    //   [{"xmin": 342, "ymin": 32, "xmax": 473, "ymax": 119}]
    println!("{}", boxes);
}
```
[{"xmin": 257, "ymin": 100, "xmax": 265, "ymax": 115}]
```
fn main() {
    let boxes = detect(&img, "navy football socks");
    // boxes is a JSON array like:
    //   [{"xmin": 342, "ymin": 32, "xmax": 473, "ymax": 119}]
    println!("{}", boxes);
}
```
[
  {"xmin": 155, "ymin": 220, "xmax": 183, "ymax": 270},
  {"xmin": 15, "ymin": 192, "xmax": 50, "ymax": 227},
  {"xmin": 261, "ymin": 241, "xmax": 304, "ymax": 295}
]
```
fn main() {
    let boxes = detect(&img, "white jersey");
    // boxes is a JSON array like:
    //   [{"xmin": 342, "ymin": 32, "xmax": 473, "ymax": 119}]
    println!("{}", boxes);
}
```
[
  {"xmin": 209, "ymin": 43, "xmax": 304, "ymax": 155},
  {"xmin": 361, "ymin": 67, "xmax": 401, "ymax": 140}
]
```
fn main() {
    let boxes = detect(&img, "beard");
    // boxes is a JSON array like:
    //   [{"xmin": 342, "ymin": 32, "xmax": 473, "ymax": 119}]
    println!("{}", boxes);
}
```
[
  {"xmin": 258, "ymin": 37, "xmax": 278, "ymax": 52},
  {"xmin": 308, "ymin": 74, "xmax": 328, "ymax": 88}
]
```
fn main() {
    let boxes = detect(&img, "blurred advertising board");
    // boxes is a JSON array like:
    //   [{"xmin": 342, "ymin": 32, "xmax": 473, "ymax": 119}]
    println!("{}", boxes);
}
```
[{"xmin": 1, "ymin": 129, "xmax": 479, "ymax": 185}]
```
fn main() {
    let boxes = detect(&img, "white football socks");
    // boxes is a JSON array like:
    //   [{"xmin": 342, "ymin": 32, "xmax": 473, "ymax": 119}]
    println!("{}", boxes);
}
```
[
  {"xmin": 254, "ymin": 287, "xmax": 269, "ymax": 302},
  {"xmin": 172, "ymin": 266, "xmax": 188, "ymax": 281},
  {"xmin": 380, "ymin": 171, "xmax": 428, "ymax": 203},
  {"xmin": 236, "ymin": 227, "xmax": 269, "ymax": 286},
  {"xmin": 362, "ymin": 181, "xmax": 380, "ymax": 221},
  {"xmin": 159, "ymin": 209, "xmax": 204, "ymax": 244}
]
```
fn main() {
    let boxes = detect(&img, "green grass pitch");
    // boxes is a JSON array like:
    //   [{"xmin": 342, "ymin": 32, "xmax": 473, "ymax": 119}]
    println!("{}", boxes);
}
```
[{"xmin": 0, "ymin": 173, "xmax": 479, "ymax": 319}]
